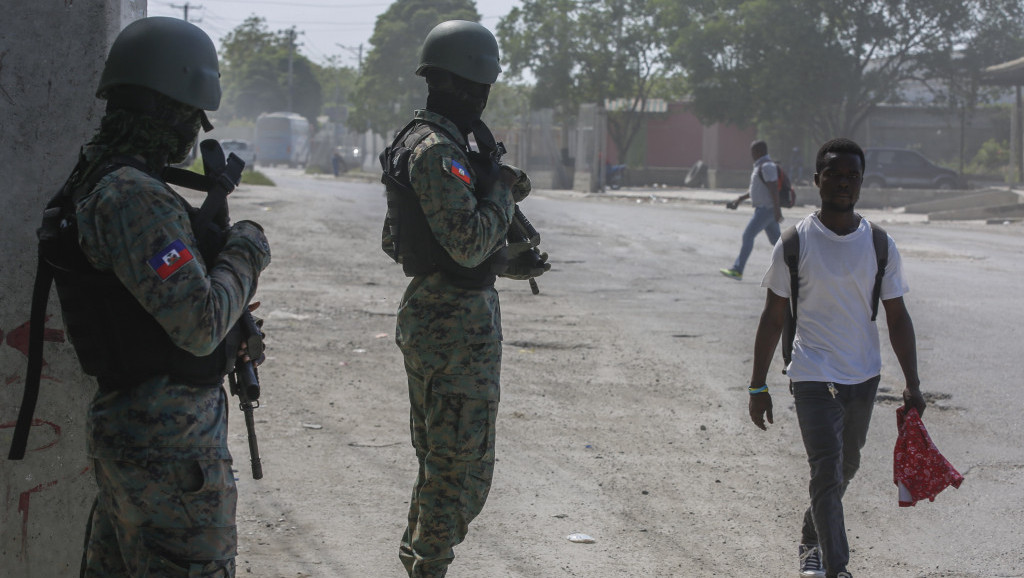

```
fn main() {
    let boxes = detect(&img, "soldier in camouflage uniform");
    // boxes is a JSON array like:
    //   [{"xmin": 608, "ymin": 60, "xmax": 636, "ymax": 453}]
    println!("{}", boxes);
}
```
[
  {"xmin": 51, "ymin": 18, "xmax": 271, "ymax": 577},
  {"xmin": 380, "ymin": 20, "xmax": 549, "ymax": 578}
]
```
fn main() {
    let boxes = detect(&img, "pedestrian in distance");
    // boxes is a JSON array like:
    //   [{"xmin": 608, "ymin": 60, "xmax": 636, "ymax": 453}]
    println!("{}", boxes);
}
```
[
  {"xmin": 720, "ymin": 139, "xmax": 784, "ymax": 280},
  {"xmin": 332, "ymin": 148, "xmax": 343, "ymax": 176},
  {"xmin": 31, "ymin": 17, "xmax": 271, "ymax": 577},
  {"xmin": 379, "ymin": 19, "xmax": 549, "ymax": 578},
  {"xmin": 746, "ymin": 138, "xmax": 926, "ymax": 578}
]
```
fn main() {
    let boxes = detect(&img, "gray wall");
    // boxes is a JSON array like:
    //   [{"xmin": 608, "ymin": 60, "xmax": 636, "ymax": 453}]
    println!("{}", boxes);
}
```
[
  {"xmin": 1, "ymin": 1, "xmax": 141, "ymax": 575},
  {"xmin": 856, "ymin": 104, "xmax": 1009, "ymax": 166}
]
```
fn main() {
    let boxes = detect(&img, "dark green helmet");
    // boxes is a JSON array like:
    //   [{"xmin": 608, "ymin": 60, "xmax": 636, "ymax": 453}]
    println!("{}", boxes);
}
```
[
  {"xmin": 416, "ymin": 20, "xmax": 501, "ymax": 85},
  {"xmin": 97, "ymin": 17, "xmax": 221, "ymax": 111}
]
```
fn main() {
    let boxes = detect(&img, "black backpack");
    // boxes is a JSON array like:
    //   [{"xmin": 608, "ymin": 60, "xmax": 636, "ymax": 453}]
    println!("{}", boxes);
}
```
[
  {"xmin": 780, "ymin": 222, "xmax": 889, "ymax": 374},
  {"xmin": 759, "ymin": 162, "xmax": 796, "ymax": 208}
]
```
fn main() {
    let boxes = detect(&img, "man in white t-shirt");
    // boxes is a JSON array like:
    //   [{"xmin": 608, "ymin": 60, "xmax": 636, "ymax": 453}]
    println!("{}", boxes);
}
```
[{"xmin": 746, "ymin": 138, "xmax": 926, "ymax": 578}]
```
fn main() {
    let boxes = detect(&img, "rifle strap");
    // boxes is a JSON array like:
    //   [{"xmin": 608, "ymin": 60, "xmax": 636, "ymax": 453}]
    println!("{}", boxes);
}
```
[
  {"xmin": 7, "ymin": 157, "xmax": 129, "ymax": 461},
  {"xmin": 8, "ymin": 253, "xmax": 54, "ymax": 459},
  {"xmin": 163, "ymin": 166, "xmax": 214, "ymax": 192},
  {"xmin": 7, "ymin": 151, "xmax": 233, "ymax": 461}
]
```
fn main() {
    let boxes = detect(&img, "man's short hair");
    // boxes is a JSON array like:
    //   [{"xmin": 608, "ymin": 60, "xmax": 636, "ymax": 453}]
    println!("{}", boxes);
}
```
[
  {"xmin": 816, "ymin": 138, "xmax": 865, "ymax": 173},
  {"xmin": 750, "ymin": 140, "xmax": 767, "ymax": 153}
]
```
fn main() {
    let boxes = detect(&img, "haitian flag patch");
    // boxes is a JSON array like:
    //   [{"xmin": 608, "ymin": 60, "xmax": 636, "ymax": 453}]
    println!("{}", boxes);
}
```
[
  {"xmin": 147, "ymin": 239, "xmax": 194, "ymax": 281},
  {"xmin": 449, "ymin": 159, "xmax": 471, "ymax": 184}
]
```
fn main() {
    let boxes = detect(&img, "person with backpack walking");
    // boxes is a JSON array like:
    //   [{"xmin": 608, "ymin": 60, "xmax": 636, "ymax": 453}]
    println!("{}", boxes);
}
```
[
  {"xmin": 746, "ymin": 138, "xmax": 926, "ymax": 578},
  {"xmin": 720, "ymin": 140, "xmax": 786, "ymax": 280}
]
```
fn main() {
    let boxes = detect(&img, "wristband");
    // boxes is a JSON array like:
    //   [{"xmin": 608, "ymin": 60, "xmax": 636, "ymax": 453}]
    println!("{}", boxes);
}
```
[{"xmin": 748, "ymin": 385, "xmax": 769, "ymax": 395}]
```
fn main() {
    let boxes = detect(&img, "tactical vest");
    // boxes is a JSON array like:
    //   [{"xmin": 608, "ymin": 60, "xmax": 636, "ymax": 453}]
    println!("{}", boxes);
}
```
[
  {"xmin": 41, "ymin": 157, "xmax": 237, "ymax": 391},
  {"xmin": 380, "ymin": 119, "xmax": 507, "ymax": 289}
]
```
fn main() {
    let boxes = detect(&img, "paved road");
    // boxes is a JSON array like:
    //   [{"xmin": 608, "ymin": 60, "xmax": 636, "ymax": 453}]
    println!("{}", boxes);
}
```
[{"xmin": 233, "ymin": 167, "xmax": 1024, "ymax": 577}]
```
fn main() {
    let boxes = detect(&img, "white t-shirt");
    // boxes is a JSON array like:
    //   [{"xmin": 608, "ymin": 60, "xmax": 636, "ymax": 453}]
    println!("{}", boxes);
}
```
[{"xmin": 761, "ymin": 213, "xmax": 909, "ymax": 384}]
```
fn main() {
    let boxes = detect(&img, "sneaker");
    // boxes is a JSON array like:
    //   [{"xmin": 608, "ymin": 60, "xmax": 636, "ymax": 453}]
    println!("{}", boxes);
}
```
[
  {"xmin": 719, "ymin": 268, "xmax": 742, "ymax": 280},
  {"xmin": 836, "ymin": 573, "xmax": 852, "ymax": 578},
  {"xmin": 798, "ymin": 544, "xmax": 825, "ymax": 577}
]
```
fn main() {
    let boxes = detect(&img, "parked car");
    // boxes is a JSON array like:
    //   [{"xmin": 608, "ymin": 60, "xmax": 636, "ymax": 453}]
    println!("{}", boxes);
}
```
[
  {"xmin": 863, "ymin": 147, "xmax": 965, "ymax": 190},
  {"xmin": 221, "ymin": 139, "xmax": 256, "ymax": 170}
]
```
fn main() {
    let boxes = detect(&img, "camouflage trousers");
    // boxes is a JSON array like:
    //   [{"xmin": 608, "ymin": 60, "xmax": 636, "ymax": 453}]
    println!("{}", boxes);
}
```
[
  {"xmin": 398, "ymin": 342, "xmax": 501, "ymax": 578},
  {"xmin": 81, "ymin": 457, "xmax": 237, "ymax": 577}
]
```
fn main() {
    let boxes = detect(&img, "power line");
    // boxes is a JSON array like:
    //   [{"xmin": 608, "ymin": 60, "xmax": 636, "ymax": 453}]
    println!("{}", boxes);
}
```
[{"xmin": 169, "ymin": 2, "xmax": 203, "ymax": 22}]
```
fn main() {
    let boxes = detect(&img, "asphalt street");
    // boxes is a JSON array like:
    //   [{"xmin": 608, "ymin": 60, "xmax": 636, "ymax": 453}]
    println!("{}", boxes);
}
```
[{"xmin": 218, "ymin": 167, "xmax": 1023, "ymax": 577}]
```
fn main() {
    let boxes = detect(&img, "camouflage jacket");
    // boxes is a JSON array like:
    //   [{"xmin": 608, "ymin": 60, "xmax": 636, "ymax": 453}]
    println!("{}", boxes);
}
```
[
  {"xmin": 75, "ymin": 149, "xmax": 271, "ymax": 460},
  {"xmin": 384, "ymin": 110, "xmax": 516, "ymax": 350}
]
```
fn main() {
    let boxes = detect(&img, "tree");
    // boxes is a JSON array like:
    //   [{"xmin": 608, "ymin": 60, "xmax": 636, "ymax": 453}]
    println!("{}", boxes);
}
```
[
  {"xmin": 349, "ymin": 0, "xmax": 479, "ymax": 137},
  {"xmin": 659, "ymin": 0, "xmax": 975, "ymax": 146},
  {"xmin": 497, "ymin": 0, "xmax": 673, "ymax": 163},
  {"xmin": 317, "ymin": 56, "xmax": 360, "ymax": 122},
  {"xmin": 918, "ymin": 0, "xmax": 1024, "ymax": 171},
  {"xmin": 219, "ymin": 16, "xmax": 323, "ymax": 123}
]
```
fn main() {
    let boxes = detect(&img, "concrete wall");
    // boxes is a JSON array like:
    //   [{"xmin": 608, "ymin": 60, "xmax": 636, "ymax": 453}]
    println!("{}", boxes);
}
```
[{"xmin": 1, "ymin": 1, "xmax": 142, "ymax": 575}]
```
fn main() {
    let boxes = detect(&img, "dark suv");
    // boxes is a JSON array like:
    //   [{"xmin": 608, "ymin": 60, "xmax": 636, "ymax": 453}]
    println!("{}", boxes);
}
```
[{"xmin": 863, "ymin": 148, "xmax": 965, "ymax": 190}]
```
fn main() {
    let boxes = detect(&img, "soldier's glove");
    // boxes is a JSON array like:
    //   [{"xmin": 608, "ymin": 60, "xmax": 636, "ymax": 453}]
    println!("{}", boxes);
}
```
[
  {"xmin": 500, "ymin": 164, "xmax": 532, "ymax": 203},
  {"xmin": 501, "ymin": 244, "xmax": 550, "ymax": 280}
]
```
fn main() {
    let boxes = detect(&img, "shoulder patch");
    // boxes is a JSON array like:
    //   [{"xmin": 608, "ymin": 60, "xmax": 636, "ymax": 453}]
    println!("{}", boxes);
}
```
[
  {"xmin": 147, "ymin": 239, "xmax": 194, "ymax": 281},
  {"xmin": 444, "ymin": 157, "xmax": 472, "ymax": 184}
]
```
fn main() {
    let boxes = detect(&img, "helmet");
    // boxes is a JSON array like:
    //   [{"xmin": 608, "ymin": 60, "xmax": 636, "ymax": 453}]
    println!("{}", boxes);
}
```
[
  {"xmin": 97, "ymin": 17, "xmax": 221, "ymax": 111},
  {"xmin": 416, "ymin": 20, "xmax": 501, "ymax": 85}
]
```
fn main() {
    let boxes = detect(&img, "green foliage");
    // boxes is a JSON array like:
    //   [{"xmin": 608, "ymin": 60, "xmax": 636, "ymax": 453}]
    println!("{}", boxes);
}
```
[
  {"xmin": 349, "ymin": 0, "xmax": 479, "ymax": 136},
  {"xmin": 497, "ymin": 0, "xmax": 673, "ymax": 162},
  {"xmin": 484, "ymin": 81, "xmax": 533, "ymax": 129},
  {"xmin": 241, "ymin": 170, "xmax": 276, "ymax": 186},
  {"xmin": 186, "ymin": 156, "xmax": 276, "ymax": 186},
  {"xmin": 967, "ymin": 138, "xmax": 1010, "ymax": 173},
  {"xmin": 219, "ymin": 17, "xmax": 323, "ymax": 124},
  {"xmin": 657, "ymin": 0, "xmax": 1003, "ymax": 150},
  {"xmin": 317, "ymin": 58, "xmax": 360, "ymax": 122}
]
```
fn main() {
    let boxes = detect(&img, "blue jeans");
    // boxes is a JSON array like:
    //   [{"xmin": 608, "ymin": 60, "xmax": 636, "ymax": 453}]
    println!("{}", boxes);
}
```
[
  {"xmin": 731, "ymin": 205, "xmax": 780, "ymax": 274},
  {"xmin": 793, "ymin": 376, "xmax": 879, "ymax": 578}
]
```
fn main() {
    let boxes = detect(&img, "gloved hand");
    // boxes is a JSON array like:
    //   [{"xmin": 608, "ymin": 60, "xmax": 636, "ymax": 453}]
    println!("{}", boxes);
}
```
[
  {"xmin": 500, "ymin": 164, "xmax": 531, "ymax": 202},
  {"xmin": 501, "ymin": 245, "xmax": 550, "ymax": 280},
  {"xmin": 726, "ymin": 200, "xmax": 739, "ymax": 210}
]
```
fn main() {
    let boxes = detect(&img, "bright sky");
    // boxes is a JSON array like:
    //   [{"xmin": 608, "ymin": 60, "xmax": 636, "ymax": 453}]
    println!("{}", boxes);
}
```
[{"xmin": 147, "ymin": 0, "xmax": 519, "ymax": 69}]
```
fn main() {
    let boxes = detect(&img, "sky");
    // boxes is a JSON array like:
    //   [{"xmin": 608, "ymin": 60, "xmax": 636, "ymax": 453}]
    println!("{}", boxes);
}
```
[{"xmin": 147, "ymin": 0, "xmax": 519, "ymax": 69}]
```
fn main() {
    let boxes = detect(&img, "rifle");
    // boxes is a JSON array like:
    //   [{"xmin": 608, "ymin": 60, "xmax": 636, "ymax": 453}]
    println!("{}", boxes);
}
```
[
  {"xmin": 164, "ymin": 139, "xmax": 265, "ymax": 479},
  {"xmin": 472, "ymin": 123, "xmax": 546, "ymax": 295},
  {"xmin": 507, "ymin": 206, "xmax": 542, "ymax": 295},
  {"xmin": 227, "ymin": 311, "xmax": 264, "ymax": 480}
]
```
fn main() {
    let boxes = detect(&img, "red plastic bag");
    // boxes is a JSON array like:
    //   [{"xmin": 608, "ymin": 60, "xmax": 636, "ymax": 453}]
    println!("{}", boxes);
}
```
[{"xmin": 893, "ymin": 406, "xmax": 964, "ymax": 507}]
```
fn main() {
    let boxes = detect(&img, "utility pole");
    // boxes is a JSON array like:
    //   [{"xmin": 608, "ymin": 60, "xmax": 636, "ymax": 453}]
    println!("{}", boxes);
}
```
[
  {"xmin": 336, "ymin": 43, "xmax": 364, "ymax": 74},
  {"xmin": 169, "ymin": 2, "xmax": 201, "ymax": 22},
  {"xmin": 285, "ymin": 27, "xmax": 296, "ymax": 112}
]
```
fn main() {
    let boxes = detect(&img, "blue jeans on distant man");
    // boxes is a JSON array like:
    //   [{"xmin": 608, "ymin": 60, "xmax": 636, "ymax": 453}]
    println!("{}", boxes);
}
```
[{"xmin": 732, "ymin": 205, "xmax": 781, "ymax": 275}]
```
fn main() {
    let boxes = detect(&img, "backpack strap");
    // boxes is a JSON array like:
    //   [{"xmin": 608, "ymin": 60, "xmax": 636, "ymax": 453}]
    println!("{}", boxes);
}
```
[
  {"xmin": 869, "ymin": 222, "xmax": 888, "ymax": 321},
  {"xmin": 780, "ymin": 225, "xmax": 800, "ymax": 372},
  {"xmin": 757, "ymin": 161, "xmax": 779, "ymax": 186}
]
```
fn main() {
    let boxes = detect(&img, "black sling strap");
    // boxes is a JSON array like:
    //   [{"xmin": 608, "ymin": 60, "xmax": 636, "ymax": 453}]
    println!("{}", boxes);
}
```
[{"xmin": 7, "ymin": 254, "xmax": 55, "ymax": 459}]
